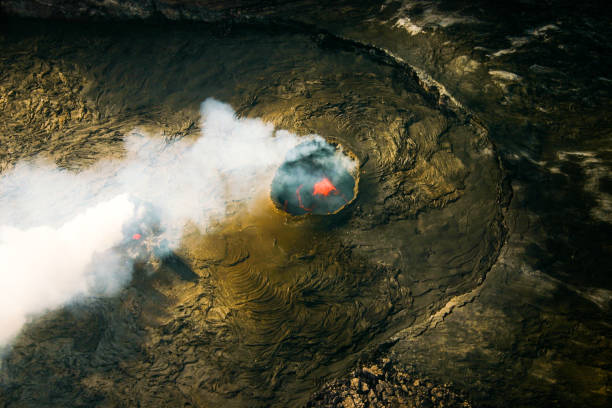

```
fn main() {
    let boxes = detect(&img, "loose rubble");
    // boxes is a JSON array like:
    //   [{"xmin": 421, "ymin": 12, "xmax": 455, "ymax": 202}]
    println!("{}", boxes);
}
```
[{"xmin": 307, "ymin": 358, "xmax": 471, "ymax": 408}]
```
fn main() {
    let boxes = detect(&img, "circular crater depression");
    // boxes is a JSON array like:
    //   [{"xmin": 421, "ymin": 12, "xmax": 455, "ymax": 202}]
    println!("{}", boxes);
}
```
[
  {"xmin": 0, "ymin": 21, "xmax": 507, "ymax": 408},
  {"xmin": 271, "ymin": 138, "xmax": 358, "ymax": 215}
]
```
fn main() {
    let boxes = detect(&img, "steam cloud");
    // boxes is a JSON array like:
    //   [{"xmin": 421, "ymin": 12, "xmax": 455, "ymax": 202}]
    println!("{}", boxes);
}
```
[
  {"xmin": 0, "ymin": 98, "xmax": 315, "ymax": 347},
  {"xmin": 271, "ymin": 138, "xmax": 357, "ymax": 215}
]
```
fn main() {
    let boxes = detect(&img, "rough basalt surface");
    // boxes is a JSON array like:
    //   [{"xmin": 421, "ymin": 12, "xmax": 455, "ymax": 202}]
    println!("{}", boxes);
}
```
[
  {"xmin": 0, "ymin": 0, "xmax": 374, "ymax": 22},
  {"xmin": 0, "ymin": 19, "xmax": 505, "ymax": 408},
  {"xmin": 306, "ymin": 358, "xmax": 471, "ymax": 408},
  {"xmin": 2, "ymin": 1, "xmax": 610, "ymax": 407}
]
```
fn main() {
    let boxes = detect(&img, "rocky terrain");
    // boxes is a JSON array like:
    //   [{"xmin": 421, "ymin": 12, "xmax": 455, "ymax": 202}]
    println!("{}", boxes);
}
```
[
  {"xmin": 1, "ymin": 1, "xmax": 610, "ymax": 407},
  {"xmin": 307, "ymin": 358, "xmax": 471, "ymax": 408}
]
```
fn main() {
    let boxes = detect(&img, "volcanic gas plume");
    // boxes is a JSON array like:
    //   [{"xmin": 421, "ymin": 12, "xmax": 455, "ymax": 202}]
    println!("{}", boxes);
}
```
[
  {"xmin": 0, "ymin": 98, "xmax": 339, "ymax": 348},
  {"xmin": 271, "ymin": 138, "xmax": 357, "ymax": 215}
]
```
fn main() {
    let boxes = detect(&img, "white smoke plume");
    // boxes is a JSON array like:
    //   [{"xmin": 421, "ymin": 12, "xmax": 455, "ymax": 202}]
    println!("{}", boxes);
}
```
[{"xmin": 0, "ymin": 98, "xmax": 307, "ymax": 347}]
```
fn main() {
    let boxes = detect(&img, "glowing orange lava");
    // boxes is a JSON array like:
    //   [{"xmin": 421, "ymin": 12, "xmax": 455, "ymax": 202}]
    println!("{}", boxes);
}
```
[
  {"xmin": 296, "ymin": 184, "xmax": 312, "ymax": 212},
  {"xmin": 313, "ymin": 177, "xmax": 337, "ymax": 196},
  {"xmin": 132, "ymin": 233, "xmax": 142, "ymax": 240}
]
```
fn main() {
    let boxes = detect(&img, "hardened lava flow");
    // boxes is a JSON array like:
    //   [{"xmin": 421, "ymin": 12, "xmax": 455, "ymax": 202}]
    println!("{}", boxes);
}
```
[{"xmin": 0, "ymin": 20, "xmax": 506, "ymax": 408}]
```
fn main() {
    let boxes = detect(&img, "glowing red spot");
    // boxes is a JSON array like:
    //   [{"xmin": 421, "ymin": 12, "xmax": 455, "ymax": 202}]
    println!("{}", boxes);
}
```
[
  {"xmin": 313, "ymin": 177, "xmax": 337, "ymax": 197},
  {"xmin": 132, "ymin": 233, "xmax": 142, "ymax": 240}
]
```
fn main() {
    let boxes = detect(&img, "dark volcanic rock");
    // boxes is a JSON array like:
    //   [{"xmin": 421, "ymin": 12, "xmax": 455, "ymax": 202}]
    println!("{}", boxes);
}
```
[
  {"xmin": 1, "ymin": 0, "xmax": 228, "ymax": 21},
  {"xmin": 1, "ymin": 1, "xmax": 610, "ymax": 407},
  {"xmin": 306, "ymin": 357, "xmax": 471, "ymax": 408},
  {"xmin": 0, "ymin": 0, "xmax": 372, "ymax": 22},
  {"xmin": 0, "ymin": 19, "xmax": 505, "ymax": 408}
]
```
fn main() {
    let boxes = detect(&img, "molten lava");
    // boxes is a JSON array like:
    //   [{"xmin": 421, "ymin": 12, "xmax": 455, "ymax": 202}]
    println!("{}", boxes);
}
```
[
  {"xmin": 296, "ymin": 184, "xmax": 312, "ymax": 212},
  {"xmin": 293, "ymin": 178, "xmax": 348, "ymax": 213},
  {"xmin": 132, "ymin": 233, "xmax": 142, "ymax": 240},
  {"xmin": 313, "ymin": 178, "xmax": 337, "ymax": 197}
]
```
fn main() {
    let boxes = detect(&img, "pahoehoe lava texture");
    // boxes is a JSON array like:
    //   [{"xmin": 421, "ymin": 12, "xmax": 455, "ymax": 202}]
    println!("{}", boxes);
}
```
[{"xmin": 0, "ymin": 21, "xmax": 506, "ymax": 407}]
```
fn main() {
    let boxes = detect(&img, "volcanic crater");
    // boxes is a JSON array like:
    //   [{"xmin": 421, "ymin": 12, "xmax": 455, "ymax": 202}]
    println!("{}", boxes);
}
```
[
  {"xmin": 0, "ymin": 20, "xmax": 506, "ymax": 407},
  {"xmin": 270, "ymin": 138, "xmax": 359, "ymax": 216}
]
